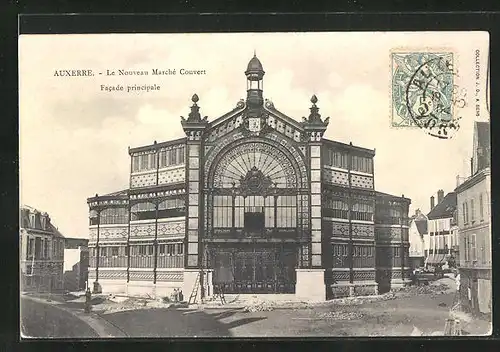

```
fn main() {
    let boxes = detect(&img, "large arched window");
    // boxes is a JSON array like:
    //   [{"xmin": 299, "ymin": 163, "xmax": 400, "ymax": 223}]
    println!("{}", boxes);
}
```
[
  {"xmin": 212, "ymin": 142, "xmax": 297, "ymax": 189},
  {"xmin": 208, "ymin": 140, "xmax": 305, "ymax": 236}
]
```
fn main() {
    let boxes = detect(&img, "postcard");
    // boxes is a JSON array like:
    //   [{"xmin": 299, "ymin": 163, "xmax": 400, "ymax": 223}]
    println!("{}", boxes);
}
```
[{"xmin": 19, "ymin": 31, "xmax": 491, "ymax": 338}]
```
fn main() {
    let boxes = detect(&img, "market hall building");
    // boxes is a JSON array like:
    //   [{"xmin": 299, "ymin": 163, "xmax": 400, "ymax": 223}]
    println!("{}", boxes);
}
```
[{"xmin": 87, "ymin": 55, "xmax": 411, "ymax": 301}]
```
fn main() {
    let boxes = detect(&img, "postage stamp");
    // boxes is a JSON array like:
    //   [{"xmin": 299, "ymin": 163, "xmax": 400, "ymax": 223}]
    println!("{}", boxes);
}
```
[{"xmin": 391, "ymin": 52, "xmax": 461, "ymax": 139}]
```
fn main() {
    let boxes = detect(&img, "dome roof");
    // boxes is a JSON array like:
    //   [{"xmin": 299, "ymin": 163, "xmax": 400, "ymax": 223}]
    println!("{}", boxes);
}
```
[
  {"xmin": 246, "ymin": 55, "xmax": 264, "ymax": 72},
  {"xmin": 245, "ymin": 53, "xmax": 265, "ymax": 80}
]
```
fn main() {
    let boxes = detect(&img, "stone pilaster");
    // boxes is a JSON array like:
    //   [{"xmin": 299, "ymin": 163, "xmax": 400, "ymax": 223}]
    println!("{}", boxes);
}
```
[
  {"xmin": 181, "ymin": 94, "xmax": 209, "ymax": 271},
  {"xmin": 309, "ymin": 141, "xmax": 323, "ymax": 267}
]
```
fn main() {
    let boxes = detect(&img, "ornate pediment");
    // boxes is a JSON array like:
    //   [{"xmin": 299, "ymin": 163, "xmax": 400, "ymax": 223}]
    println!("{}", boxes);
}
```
[{"xmin": 204, "ymin": 98, "xmax": 308, "ymax": 145}]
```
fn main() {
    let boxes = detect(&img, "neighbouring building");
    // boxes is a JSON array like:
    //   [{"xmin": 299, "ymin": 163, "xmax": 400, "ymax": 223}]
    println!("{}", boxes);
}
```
[
  {"xmin": 425, "ymin": 190, "xmax": 457, "ymax": 270},
  {"xmin": 87, "ymin": 55, "xmax": 411, "ymax": 301},
  {"xmin": 456, "ymin": 121, "xmax": 491, "ymax": 316},
  {"xmin": 408, "ymin": 209, "xmax": 427, "ymax": 269},
  {"xmin": 63, "ymin": 238, "xmax": 89, "ymax": 292},
  {"xmin": 20, "ymin": 206, "xmax": 65, "ymax": 292}
]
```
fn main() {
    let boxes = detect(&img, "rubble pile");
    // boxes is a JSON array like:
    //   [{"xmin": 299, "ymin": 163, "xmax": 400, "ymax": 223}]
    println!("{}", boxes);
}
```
[
  {"xmin": 92, "ymin": 296, "xmax": 173, "ymax": 314},
  {"xmin": 242, "ymin": 299, "xmax": 275, "ymax": 312},
  {"xmin": 332, "ymin": 292, "xmax": 397, "ymax": 306},
  {"xmin": 396, "ymin": 283, "xmax": 449, "ymax": 296},
  {"xmin": 317, "ymin": 311, "xmax": 364, "ymax": 320}
]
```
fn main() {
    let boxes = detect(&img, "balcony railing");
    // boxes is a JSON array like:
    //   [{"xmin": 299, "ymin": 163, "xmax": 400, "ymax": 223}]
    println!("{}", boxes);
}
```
[{"xmin": 157, "ymin": 255, "xmax": 183, "ymax": 268}]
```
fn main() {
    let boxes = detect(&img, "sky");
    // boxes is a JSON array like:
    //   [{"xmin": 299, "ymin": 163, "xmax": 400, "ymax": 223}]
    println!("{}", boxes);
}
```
[{"xmin": 19, "ymin": 32, "xmax": 490, "ymax": 238}]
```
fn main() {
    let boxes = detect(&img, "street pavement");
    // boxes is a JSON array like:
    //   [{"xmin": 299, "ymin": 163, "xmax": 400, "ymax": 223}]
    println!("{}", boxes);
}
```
[{"xmin": 21, "ymin": 296, "xmax": 98, "ymax": 338}]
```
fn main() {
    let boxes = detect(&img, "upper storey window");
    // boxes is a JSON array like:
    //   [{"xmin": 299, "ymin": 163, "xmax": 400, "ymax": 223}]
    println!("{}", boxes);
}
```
[
  {"xmin": 89, "ymin": 207, "xmax": 128, "ymax": 225},
  {"xmin": 351, "ymin": 155, "xmax": 373, "ymax": 174},
  {"xmin": 159, "ymin": 145, "xmax": 185, "ymax": 168},
  {"xmin": 324, "ymin": 149, "xmax": 373, "ymax": 174},
  {"xmin": 132, "ymin": 153, "xmax": 157, "ymax": 173},
  {"xmin": 324, "ymin": 150, "xmax": 348, "ymax": 169},
  {"xmin": 131, "ymin": 145, "xmax": 186, "ymax": 173}
]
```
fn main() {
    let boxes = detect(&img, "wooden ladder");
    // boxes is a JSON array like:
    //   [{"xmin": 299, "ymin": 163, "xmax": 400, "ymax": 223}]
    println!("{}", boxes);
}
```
[
  {"xmin": 188, "ymin": 272, "xmax": 201, "ymax": 305},
  {"xmin": 444, "ymin": 318, "xmax": 462, "ymax": 336}
]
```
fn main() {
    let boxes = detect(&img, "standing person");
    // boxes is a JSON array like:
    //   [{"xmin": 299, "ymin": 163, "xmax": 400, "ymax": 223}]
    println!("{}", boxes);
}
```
[{"xmin": 84, "ymin": 287, "xmax": 92, "ymax": 313}]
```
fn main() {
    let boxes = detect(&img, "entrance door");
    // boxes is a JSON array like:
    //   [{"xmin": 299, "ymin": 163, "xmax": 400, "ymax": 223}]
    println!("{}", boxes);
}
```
[{"xmin": 212, "ymin": 244, "xmax": 296, "ymax": 294}]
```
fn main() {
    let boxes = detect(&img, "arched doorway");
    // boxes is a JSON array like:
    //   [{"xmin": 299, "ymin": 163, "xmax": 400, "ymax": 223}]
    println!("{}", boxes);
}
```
[{"xmin": 204, "ymin": 138, "xmax": 308, "ymax": 294}]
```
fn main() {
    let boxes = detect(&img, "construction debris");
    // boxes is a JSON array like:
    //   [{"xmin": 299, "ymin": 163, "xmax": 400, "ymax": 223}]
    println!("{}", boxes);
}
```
[
  {"xmin": 316, "ymin": 311, "xmax": 364, "ymax": 320},
  {"xmin": 395, "ymin": 283, "xmax": 449, "ymax": 296},
  {"xmin": 243, "ymin": 299, "xmax": 275, "ymax": 312}
]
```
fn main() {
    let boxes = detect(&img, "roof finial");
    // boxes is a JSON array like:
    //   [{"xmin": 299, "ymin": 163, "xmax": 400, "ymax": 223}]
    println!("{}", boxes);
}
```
[{"xmin": 253, "ymin": 49, "xmax": 256, "ymax": 57}]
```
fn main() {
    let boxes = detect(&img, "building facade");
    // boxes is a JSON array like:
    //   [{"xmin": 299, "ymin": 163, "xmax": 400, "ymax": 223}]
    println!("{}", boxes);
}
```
[
  {"xmin": 87, "ymin": 55, "xmax": 411, "ymax": 301},
  {"xmin": 20, "ymin": 206, "xmax": 65, "ymax": 292},
  {"xmin": 425, "ymin": 190, "xmax": 457, "ymax": 269},
  {"xmin": 408, "ymin": 209, "xmax": 427, "ymax": 269},
  {"xmin": 456, "ymin": 121, "xmax": 491, "ymax": 315},
  {"xmin": 63, "ymin": 238, "xmax": 89, "ymax": 292}
]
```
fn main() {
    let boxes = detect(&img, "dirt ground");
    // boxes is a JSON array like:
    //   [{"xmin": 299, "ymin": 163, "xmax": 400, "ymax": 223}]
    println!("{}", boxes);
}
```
[
  {"xmin": 23, "ymin": 277, "xmax": 491, "ymax": 337},
  {"xmin": 100, "ymin": 277, "xmax": 491, "ymax": 337}
]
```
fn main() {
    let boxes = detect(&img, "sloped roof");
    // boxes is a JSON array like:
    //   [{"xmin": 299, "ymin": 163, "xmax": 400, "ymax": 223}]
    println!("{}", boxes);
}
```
[
  {"xmin": 102, "ymin": 189, "xmax": 129, "ymax": 197},
  {"xmin": 427, "ymin": 192, "xmax": 457, "ymax": 220},
  {"xmin": 48, "ymin": 223, "xmax": 65, "ymax": 238},
  {"xmin": 375, "ymin": 190, "xmax": 411, "ymax": 202},
  {"xmin": 415, "ymin": 220, "xmax": 428, "ymax": 235},
  {"xmin": 20, "ymin": 205, "xmax": 65, "ymax": 238}
]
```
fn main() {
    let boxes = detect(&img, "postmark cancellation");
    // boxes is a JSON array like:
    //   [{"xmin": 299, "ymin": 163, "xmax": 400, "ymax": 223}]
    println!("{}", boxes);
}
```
[{"xmin": 391, "ymin": 51, "xmax": 463, "ymax": 139}]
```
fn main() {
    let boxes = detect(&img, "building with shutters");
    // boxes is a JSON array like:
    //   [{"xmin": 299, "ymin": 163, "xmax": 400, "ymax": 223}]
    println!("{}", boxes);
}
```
[
  {"xmin": 20, "ymin": 206, "xmax": 65, "ymax": 293},
  {"xmin": 425, "ymin": 190, "xmax": 458, "ymax": 269},
  {"xmin": 456, "ymin": 121, "xmax": 491, "ymax": 315},
  {"xmin": 87, "ymin": 55, "xmax": 411, "ymax": 301}
]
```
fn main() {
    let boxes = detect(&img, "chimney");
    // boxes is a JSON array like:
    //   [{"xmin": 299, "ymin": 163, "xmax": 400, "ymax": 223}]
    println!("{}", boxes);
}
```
[
  {"xmin": 430, "ymin": 196, "xmax": 435, "ymax": 210},
  {"xmin": 437, "ymin": 189, "xmax": 444, "ymax": 204},
  {"xmin": 415, "ymin": 208, "xmax": 421, "ymax": 216}
]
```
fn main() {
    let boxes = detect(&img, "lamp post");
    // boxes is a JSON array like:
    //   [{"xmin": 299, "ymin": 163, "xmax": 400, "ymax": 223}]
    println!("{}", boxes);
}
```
[{"xmin": 91, "ymin": 194, "xmax": 102, "ymax": 294}]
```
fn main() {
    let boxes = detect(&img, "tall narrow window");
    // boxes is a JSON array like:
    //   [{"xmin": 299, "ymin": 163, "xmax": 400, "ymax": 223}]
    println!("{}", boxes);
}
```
[
  {"xmin": 150, "ymin": 153, "xmax": 157, "ymax": 169},
  {"xmin": 43, "ymin": 240, "xmax": 48, "ymax": 258},
  {"xmin": 465, "ymin": 202, "xmax": 469, "ymax": 224},
  {"xmin": 167, "ymin": 244, "xmax": 175, "ymax": 256},
  {"xmin": 470, "ymin": 199, "xmax": 475, "ymax": 222},
  {"xmin": 479, "ymin": 193, "xmax": 484, "ymax": 220},
  {"xmin": 140, "ymin": 154, "xmax": 149, "ymax": 170},
  {"xmin": 179, "ymin": 146, "xmax": 185, "ymax": 164},
  {"xmin": 471, "ymin": 234, "xmax": 477, "ymax": 261},
  {"xmin": 213, "ymin": 196, "xmax": 233, "ymax": 228},
  {"xmin": 177, "ymin": 243, "xmax": 183, "ymax": 255},
  {"xmin": 138, "ymin": 246, "xmax": 146, "ymax": 256},
  {"xmin": 276, "ymin": 196, "xmax": 296, "ymax": 227},
  {"xmin": 463, "ymin": 236, "xmax": 467, "ymax": 261},
  {"xmin": 264, "ymin": 196, "xmax": 274, "ymax": 227},
  {"xmin": 462, "ymin": 203, "xmax": 466, "ymax": 224},
  {"xmin": 169, "ymin": 148, "xmax": 176, "ymax": 165}
]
